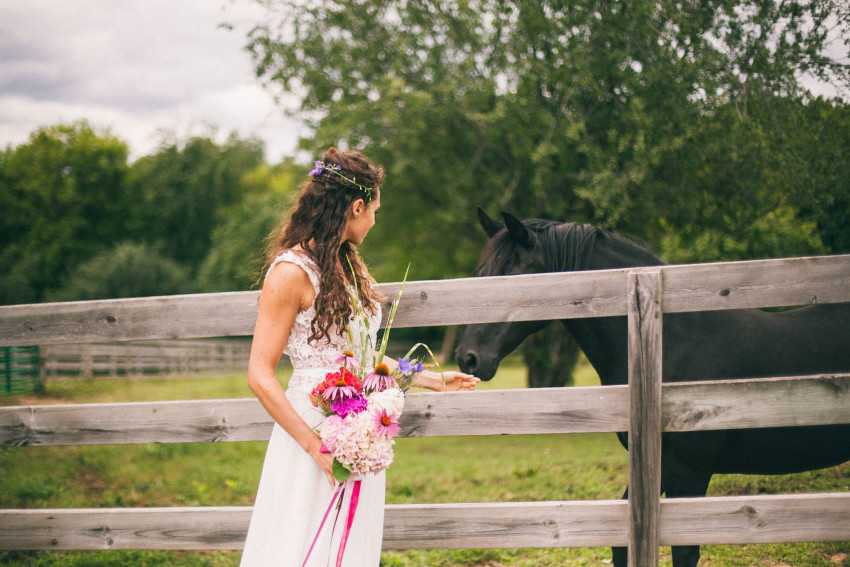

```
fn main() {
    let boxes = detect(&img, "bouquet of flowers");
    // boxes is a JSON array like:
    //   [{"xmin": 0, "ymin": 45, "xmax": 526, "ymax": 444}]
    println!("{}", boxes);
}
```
[
  {"xmin": 302, "ymin": 265, "xmax": 441, "ymax": 567},
  {"xmin": 309, "ymin": 264, "xmax": 438, "ymax": 483}
]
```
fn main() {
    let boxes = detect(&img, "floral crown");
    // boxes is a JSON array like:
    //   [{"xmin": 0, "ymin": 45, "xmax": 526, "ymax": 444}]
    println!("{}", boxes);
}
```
[{"xmin": 309, "ymin": 160, "xmax": 374, "ymax": 204}]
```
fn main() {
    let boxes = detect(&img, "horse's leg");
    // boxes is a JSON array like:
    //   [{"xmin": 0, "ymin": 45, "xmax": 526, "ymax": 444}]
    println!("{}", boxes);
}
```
[
  {"xmin": 611, "ymin": 485, "xmax": 629, "ymax": 567},
  {"xmin": 663, "ymin": 464, "xmax": 713, "ymax": 567},
  {"xmin": 613, "ymin": 468, "xmax": 713, "ymax": 566}
]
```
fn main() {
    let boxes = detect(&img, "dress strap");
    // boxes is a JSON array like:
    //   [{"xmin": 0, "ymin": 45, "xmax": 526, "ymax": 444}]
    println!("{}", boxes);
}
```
[{"xmin": 265, "ymin": 250, "xmax": 321, "ymax": 293}]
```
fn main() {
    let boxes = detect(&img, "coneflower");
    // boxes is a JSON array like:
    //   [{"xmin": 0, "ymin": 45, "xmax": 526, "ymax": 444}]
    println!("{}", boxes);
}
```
[
  {"xmin": 322, "ymin": 368, "xmax": 362, "ymax": 401},
  {"xmin": 332, "ymin": 350, "xmax": 361, "ymax": 370},
  {"xmin": 363, "ymin": 363, "xmax": 398, "ymax": 392},
  {"xmin": 373, "ymin": 408, "xmax": 400, "ymax": 437}
]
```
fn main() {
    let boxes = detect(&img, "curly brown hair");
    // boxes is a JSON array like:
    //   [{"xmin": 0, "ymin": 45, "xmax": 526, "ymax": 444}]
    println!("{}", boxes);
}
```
[{"xmin": 264, "ymin": 148, "xmax": 385, "ymax": 344}]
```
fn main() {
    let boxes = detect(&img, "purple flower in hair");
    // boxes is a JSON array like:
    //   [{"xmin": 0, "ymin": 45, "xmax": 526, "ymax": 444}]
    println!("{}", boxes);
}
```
[{"xmin": 308, "ymin": 160, "xmax": 325, "ymax": 176}]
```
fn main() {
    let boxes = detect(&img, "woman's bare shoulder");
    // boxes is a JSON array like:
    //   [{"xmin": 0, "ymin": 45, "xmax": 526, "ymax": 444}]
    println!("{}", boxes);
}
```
[
  {"xmin": 264, "ymin": 259, "xmax": 312, "ymax": 293},
  {"xmin": 262, "ymin": 254, "xmax": 315, "ymax": 313}
]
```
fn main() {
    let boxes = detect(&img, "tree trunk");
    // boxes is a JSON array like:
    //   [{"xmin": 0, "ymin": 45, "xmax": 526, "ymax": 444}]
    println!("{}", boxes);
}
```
[{"xmin": 521, "ymin": 322, "xmax": 580, "ymax": 388}]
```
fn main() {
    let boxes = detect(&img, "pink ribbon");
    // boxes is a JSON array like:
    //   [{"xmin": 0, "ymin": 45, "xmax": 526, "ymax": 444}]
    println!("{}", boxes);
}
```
[
  {"xmin": 301, "ymin": 483, "xmax": 343, "ymax": 567},
  {"xmin": 301, "ymin": 479, "xmax": 362, "ymax": 567},
  {"xmin": 335, "ymin": 480, "xmax": 361, "ymax": 567}
]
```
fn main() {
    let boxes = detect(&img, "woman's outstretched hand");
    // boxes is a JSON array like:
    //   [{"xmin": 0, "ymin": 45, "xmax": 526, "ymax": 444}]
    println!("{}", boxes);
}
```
[{"xmin": 435, "ymin": 370, "xmax": 480, "ymax": 392}]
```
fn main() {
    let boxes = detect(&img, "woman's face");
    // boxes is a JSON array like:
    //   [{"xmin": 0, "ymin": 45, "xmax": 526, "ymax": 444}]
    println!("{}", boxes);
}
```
[{"xmin": 342, "ymin": 192, "xmax": 381, "ymax": 245}]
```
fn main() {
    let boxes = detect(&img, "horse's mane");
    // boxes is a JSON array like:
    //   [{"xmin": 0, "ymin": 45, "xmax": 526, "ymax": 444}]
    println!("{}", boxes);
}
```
[
  {"xmin": 480, "ymin": 218, "xmax": 658, "ymax": 275},
  {"xmin": 537, "ymin": 220, "xmax": 600, "ymax": 272},
  {"xmin": 479, "ymin": 219, "xmax": 596, "ymax": 274}
]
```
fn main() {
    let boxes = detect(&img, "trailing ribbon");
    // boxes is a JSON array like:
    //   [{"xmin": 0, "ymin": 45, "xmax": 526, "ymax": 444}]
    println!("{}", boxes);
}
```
[
  {"xmin": 301, "ymin": 479, "xmax": 362, "ymax": 567},
  {"xmin": 335, "ymin": 480, "xmax": 361, "ymax": 567},
  {"xmin": 301, "ymin": 483, "xmax": 343, "ymax": 567}
]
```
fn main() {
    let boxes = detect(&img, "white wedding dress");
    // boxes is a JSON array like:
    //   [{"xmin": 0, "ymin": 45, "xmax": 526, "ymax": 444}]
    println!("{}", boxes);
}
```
[{"xmin": 241, "ymin": 250, "xmax": 385, "ymax": 566}]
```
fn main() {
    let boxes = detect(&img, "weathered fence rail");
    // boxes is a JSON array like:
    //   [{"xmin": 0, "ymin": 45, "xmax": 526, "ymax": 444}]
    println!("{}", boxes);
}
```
[
  {"xmin": 3, "ymin": 494, "xmax": 849, "ymax": 551},
  {"xmin": 3, "ymin": 255, "xmax": 848, "ymax": 346},
  {"xmin": 40, "ymin": 339, "xmax": 252, "ymax": 379},
  {"xmin": 2, "ymin": 373, "xmax": 848, "ymax": 447},
  {"xmin": 1, "ymin": 254, "xmax": 849, "ymax": 566}
]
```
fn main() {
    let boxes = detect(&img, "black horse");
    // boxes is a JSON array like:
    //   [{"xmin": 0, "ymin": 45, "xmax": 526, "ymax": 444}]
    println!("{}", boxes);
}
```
[{"xmin": 456, "ymin": 209, "xmax": 850, "ymax": 567}]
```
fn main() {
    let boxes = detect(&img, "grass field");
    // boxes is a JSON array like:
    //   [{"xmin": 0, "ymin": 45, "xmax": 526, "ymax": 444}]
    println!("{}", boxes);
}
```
[{"xmin": 1, "ymin": 360, "xmax": 848, "ymax": 566}]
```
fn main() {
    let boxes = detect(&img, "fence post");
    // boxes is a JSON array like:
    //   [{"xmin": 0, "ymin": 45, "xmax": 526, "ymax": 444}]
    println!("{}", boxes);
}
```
[
  {"xmin": 627, "ymin": 269, "xmax": 663, "ymax": 567},
  {"xmin": 3, "ymin": 347, "xmax": 10, "ymax": 393},
  {"xmin": 82, "ymin": 343, "xmax": 92, "ymax": 378}
]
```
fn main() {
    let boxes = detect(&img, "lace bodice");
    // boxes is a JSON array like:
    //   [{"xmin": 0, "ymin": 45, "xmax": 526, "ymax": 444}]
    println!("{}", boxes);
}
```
[{"xmin": 265, "ymin": 250, "xmax": 382, "ymax": 391}]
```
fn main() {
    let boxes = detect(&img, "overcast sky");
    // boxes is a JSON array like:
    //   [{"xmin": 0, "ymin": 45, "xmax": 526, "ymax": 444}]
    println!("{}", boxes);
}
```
[
  {"xmin": 2, "ymin": 2, "xmax": 846, "ymax": 166},
  {"xmin": 0, "ymin": 0, "xmax": 306, "ymax": 163}
]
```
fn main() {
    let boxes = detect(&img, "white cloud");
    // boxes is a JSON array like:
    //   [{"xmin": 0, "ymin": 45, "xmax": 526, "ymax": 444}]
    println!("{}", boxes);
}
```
[{"xmin": 0, "ymin": 0, "xmax": 307, "ymax": 162}]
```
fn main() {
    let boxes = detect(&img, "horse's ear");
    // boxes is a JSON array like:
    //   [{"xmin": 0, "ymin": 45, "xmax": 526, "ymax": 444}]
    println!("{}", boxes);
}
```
[
  {"xmin": 477, "ymin": 207, "xmax": 503, "ymax": 238},
  {"xmin": 501, "ymin": 212, "xmax": 535, "ymax": 248}
]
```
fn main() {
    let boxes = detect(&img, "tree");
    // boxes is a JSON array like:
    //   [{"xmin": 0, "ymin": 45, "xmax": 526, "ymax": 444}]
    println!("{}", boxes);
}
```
[
  {"xmin": 0, "ymin": 122, "xmax": 131, "ymax": 304},
  {"xmin": 128, "ymin": 134, "xmax": 266, "ymax": 274},
  {"xmin": 46, "ymin": 242, "xmax": 193, "ymax": 301},
  {"xmin": 522, "ymin": 322, "xmax": 581, "ymax": 388},
  {"xmin": 245, "ymin": 0, "xmax": 850, "ymax": 381},
  {"xmin": 246, "ymin": 0, "xmax": 850, "ymax": 276},
  {"xmin": 196, "ymin": 161, "xmax": 301, "ymax": 292}
]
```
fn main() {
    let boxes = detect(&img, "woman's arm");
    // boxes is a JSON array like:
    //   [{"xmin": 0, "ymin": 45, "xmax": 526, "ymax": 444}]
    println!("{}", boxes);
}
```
[
  {"xmin": 378, "ymin": 355, "xmax": 479, "ymax": 392},
  {"xmin": 247, "ymin": 262, "xmax": 335, "ymax": 487}
]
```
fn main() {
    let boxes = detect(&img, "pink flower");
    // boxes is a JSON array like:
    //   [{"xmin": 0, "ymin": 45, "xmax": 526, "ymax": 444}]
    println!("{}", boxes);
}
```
[
  {"xmin": 322, "ymin": 367, "xmax": 362, "ymax": 401},
  {"xmin": 363, "ymin": 363, "xmax": 398, "ymax": 392},
  {"xmin": 332, "ymin": 350, "xmax": 360, "ymax": 370},
  {"xmin": 331, "ymin": 396, "xmax": 368, "ymax": 418},
  {"xmin": 373, "ymin": 408, "xmax": 400, "ymax": 437}
]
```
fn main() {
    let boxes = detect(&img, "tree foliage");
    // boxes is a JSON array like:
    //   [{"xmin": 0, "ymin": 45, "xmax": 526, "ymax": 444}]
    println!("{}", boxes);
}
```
[
  {"xmin": 1, "ymin": 124, "xmax": 284, "ymax": 305},
  {"xmin": 0, "ymin": 122, "xmax": 132, "ymax": 304},
  {"xmin": 46, "ymin": 242, "xmax": 193, "ymax": 302},
  {"xmin": 128, "ymin": 134, "xmax": 265, "ymax": 273},
  {"xmin": 247, "ymin": 0, "xmax": 850, "ymax": 277},
  {"xmin": 196, "ymin": 161, "xmax": 301, "ymax": 292}
]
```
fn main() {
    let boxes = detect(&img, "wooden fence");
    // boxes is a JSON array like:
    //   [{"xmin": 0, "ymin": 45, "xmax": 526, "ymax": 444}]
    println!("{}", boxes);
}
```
[
  {"xmin": 1, "ymin": 255, "xmax": 849, "ymax": 566},
  {"xmin": 40, "ymin": 339, "xmax": 252, "ymax": 379}
]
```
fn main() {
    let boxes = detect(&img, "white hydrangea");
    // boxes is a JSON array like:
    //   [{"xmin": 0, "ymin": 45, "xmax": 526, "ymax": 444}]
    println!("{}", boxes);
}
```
[{"xmin": 366, "ymin": 387, "xmax": 405, "ymax": 416}]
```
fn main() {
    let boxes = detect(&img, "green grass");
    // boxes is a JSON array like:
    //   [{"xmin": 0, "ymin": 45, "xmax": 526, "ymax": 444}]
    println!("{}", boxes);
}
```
[{"xmin": 1, "ymin": 362, "xmax": 848, "ymax": 566}]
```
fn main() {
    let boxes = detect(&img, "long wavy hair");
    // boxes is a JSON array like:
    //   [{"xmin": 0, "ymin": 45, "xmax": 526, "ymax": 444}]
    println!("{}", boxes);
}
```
[{"xmin": 264, "ymin": 148, "xmax": 385, "ymax": 344}]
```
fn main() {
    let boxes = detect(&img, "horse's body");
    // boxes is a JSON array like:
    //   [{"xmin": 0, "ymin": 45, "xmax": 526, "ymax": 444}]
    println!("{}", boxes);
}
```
[{"xmin": 456, "ymin": 210, "xmax": 850, "ymax": 567}]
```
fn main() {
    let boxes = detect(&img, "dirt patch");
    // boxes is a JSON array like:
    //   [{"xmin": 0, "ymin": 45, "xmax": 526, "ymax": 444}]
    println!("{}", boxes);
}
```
[
  {"xmin": 77, "ymin": 465, "xmax": 109, "ymax": 501},
  {"xmin": 1, "ymin": 394, "xmax": 70, "ymax": 406},
  {"xmin": 829, "ymin": 552, "xmax": 848, "ymax": 565}
]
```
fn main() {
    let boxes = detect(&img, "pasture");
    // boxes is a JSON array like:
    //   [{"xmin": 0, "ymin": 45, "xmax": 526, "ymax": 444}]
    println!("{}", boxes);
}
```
[{"xmin": 2, "ymin": 361, "xmax": 847, "ymax": 566}]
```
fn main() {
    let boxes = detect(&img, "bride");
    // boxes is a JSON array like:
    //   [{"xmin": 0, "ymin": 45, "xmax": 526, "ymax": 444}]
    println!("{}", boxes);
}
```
[{"xmin": 240, "ymin": 147, "xmax": 479, "ymax": 566}]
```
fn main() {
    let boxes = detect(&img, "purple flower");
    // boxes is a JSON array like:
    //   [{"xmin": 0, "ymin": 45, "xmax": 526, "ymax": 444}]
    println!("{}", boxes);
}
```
[
  {"xmin": 397, "ymin": 357, "xmax": 423, "ymax": 377},
  {"xmin": 308, "ymin": 160, "xmax": 325, "ymax": 176},
  {"xmin": 331, "ymin": 396, "xmax": 368, "ymax": 419}
]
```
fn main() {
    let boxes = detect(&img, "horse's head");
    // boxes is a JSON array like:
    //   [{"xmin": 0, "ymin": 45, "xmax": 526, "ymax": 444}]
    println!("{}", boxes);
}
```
[{"xmin": 455, "ymin": 209, "xmax": 552, "ymax": 380}]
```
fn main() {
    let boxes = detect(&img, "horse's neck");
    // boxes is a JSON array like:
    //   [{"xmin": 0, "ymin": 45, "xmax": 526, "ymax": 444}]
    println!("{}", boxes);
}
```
[
  {"xmin": 584, "ymin": 231, "xmax": 666, "ymax": 271},
  {"xmin": 564, "ymin": 232, "xmax": 665, "ymax": 386},
  {"xmin": 565, "ymin": 316, "xmax": 629, "ymax": 385}
]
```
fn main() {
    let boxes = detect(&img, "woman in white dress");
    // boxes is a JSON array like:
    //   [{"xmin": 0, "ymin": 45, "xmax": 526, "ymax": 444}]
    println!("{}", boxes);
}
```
[{"xmin": 241, "ymin": 148, "xmax": 479, "ymax": 566}]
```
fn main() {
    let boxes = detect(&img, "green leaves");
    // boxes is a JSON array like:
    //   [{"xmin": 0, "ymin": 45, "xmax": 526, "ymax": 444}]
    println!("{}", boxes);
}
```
[
  {"xmin": 0, "ymin": 122, "xmax": 131, "ymax": 304},
  {"xmin": 332, "ymin": 458, "xmax": 351, "ymax": 484},
  {"xmin": 246, "ymin": 0, "xmax": 849, "ymax": 278},
  {"xmin": 0, "ymin": 125, "xmax": 283, "ymax": 304}
]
